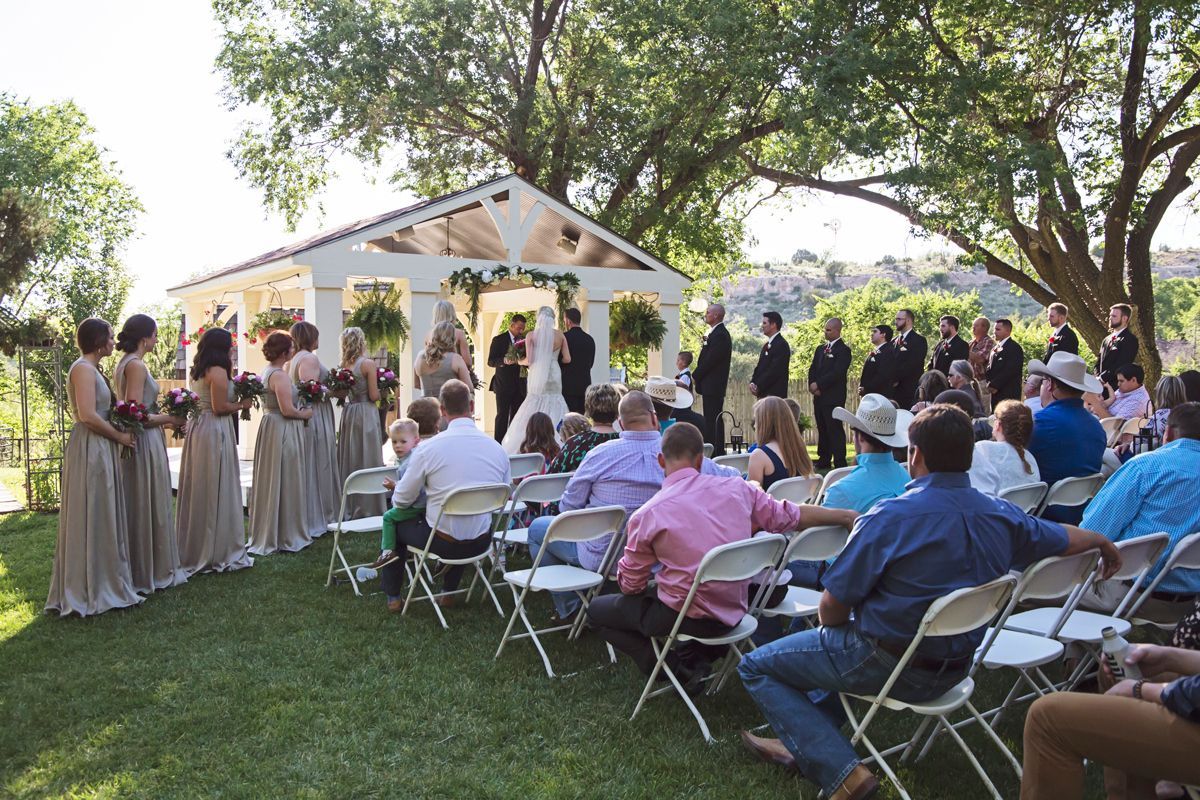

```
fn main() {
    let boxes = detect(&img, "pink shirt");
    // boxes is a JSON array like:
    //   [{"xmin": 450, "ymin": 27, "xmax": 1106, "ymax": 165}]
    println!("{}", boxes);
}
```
[{"xmin": 617, "ymin": 468, "xmax": 805, "ymax": 627}]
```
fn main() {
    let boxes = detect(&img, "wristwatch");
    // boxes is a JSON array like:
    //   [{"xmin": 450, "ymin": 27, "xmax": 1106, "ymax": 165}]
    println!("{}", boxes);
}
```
[{"xmin": 1132, "ymin": 679, "xmax": 1146, "ymax": 700}]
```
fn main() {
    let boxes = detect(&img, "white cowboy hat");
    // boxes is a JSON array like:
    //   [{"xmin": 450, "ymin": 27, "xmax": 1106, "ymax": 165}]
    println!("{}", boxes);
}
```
[
  {"xmin": 645, "ymin": 375, "xmax": 693, "ymax": 409},
  {"xmin": 833, "ymin": 393, "xmax": 914, "ymax": 448},
  {"xmin": 1027, "ymin": 351, "xmax": 1103, "ymax": 394}
]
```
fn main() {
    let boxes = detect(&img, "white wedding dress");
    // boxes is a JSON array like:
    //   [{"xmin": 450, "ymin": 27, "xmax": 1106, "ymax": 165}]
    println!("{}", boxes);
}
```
[{"xmin": 501, "ymin": 308, "xmax": 569, "ymax": 454}]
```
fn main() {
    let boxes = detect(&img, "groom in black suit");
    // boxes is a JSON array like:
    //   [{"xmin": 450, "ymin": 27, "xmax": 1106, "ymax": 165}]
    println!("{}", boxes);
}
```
[
  {"xmin": 691, "ymin": 303, "xmax": 732, "ymax": 455},
  {"xmin": 488, "ymin": 314, "xmax": 527, "ymax": 442},
  {"xmin": 560, "ymin": 308, "xmax": 595, "ymax": 413},
  {"xmin": 750, "ymin": 311, "xmax": 791, "ymax": 399}
]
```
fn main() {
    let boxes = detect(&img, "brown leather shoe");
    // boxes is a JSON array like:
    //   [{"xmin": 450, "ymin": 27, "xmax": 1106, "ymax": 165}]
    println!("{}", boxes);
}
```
[
  {"xmin": 828, "ymin": 764, "xmax": 879, "ymax": 800},
  {"xmin": 386, "ymin": 597, "xmax": 403, "ymax": 614},
  {"xmin": 435, "ymin": 595, "xmax": 456, "ymax": 609},
  {"xmin": 739, "ymin": 731, "xmax": 796, "ymax": 771}
]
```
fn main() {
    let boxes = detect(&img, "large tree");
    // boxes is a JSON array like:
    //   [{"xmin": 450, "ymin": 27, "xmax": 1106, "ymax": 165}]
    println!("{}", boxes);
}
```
[{"xmin": 745, "ymin": 0, "xmax": 1200, "ymax": 380}]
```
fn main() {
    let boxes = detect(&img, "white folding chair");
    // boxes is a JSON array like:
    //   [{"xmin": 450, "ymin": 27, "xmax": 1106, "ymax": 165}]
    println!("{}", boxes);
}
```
[
  {"xmin": 997, "ymin": 481, "xmax": 1048, "ymax": 515},
  {"xmin": 713, "ymin": 452, "xmax": 750, "ymax": 476},
  {"xmin": 401, "ymin": 483, "xmax": 512, "ymax": 629},
  {"xmin": 756, "ymin": 525, "xmax": 852, "ymax": 623},
  {"xmin": 489, "ymin": 471, "xmax": 574, "ymax": 580},
  {"xmin": 815, "ymin": 465, "xmax": 855, "ymax": 504},
  {"xmin": 629, "ymin": 534, "xmax": 788, "ymax": 744},
  {"xmin": 1125, "ymin": 531, "xmax": 1200, "ymax": 631},
  {"xmin": 1035, "ymin": 472, "xmax": 1105, "ymax": 517},
  {"xmin": 494, "ymin": 505, "xmax": 627, "ymax": 677},
  {"xmin": 767, "ymin": 475, "xmax": 823, "ymax": 505},
  {"xmin": 839, "ymin": 575, "xmax": 1018, "ymax": 800},
  {"xmin": 508, "ymin": 452, "xmax": 545, "ymax": 481},
  {"xmin": 324, "ymin": 466, "xmax": 396, "ymax": 596},
  {"xmin": 1100, "ymin": 416, "xmax": 1125, "ymax": 447}
]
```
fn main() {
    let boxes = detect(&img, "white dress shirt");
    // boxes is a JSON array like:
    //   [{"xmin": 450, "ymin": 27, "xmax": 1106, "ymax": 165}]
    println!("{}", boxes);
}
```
[{"xmin": 393, "ymin": 417, "xmax": 512, "ymax": 540}]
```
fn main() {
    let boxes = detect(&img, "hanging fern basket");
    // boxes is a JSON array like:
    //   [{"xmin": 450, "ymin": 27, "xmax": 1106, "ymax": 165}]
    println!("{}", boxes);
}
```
[
  {"xmin": 609, "ymin": 294, "xmax": 667, "ymax": 350},
  {"xmin": 345, "ymin": 282, "xmax": 410, "ymax": 353}
]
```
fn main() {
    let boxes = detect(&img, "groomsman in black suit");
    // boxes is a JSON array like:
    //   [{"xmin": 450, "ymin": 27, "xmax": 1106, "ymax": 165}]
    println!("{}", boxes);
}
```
[
  {"xmin": 691, "ymin": 303, "xmax": 732, "ymax": 455},
  {"xmin": 750, "ymin": 311, "xmax": 791, "ymax": 399},
  {"xmin": 892, "ymin": 308, "xmax": 928, "ymax": 409},
  {"xmin": 1043, "ymin": 302, "xmax": 1080, "ymax": 361},
  {"xmin": 927, "ymin": 314, "xmax": 970, "ymax": 375},
  {"xmin": 487, "ymin": 314, "xmax": 527, "ymax": 442},
  {"xmin": 560, "ymin": 307, "xmax": 595, "ymax": 413},
  {"xmin": 859, "ymin": 324, "xmax": 898, "ymax": 400},
  {"xmin": 1096, "ymin": 303, "xmax": 1140, "ymax": 391},
  {"xmin": 986, "ymin": 318, "xmax": 1025, "ymax": 403},
  {"xmin": 807, "ymin": 317, "xmax": 852, "ymax": 469}
]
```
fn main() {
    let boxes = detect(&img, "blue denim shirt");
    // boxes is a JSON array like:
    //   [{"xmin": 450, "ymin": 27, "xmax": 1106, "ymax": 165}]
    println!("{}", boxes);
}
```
[
  {"xmin": 1163, "ymin": 673, "xmax": 1200, "ymax": 722},
  {"xmin": 1028, "ymin": 398, "xmax": 1106, "ymax": 523},
  {"xmin": 821, "ymin": 472, "xmax": 1068, "ymax": 659},
  {"xmin": 821, "ymin": 452, "xmax": 911, "ymax": 513}
]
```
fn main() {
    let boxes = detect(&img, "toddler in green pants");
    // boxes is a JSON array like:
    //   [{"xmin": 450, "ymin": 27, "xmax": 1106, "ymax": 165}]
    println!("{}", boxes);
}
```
[{"xmin": 373, "ymin": 418, "xmax": 424, "ymax": 566}]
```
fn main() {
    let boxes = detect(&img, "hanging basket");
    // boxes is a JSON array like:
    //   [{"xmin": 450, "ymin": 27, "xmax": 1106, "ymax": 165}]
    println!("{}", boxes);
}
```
[
  {"xmin": 345, "ymin": 282, "xmax": 410, "ymax": 353},
  {"xmin": 244, "ymin": 309, "xmax": 302, "ymax": 344},
  {"xmin": 609, "ymin": 294, "xmax": 666, "ymax": 350}
]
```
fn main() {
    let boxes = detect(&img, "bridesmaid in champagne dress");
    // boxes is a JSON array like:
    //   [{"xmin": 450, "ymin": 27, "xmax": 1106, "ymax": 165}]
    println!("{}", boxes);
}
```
[
  {"xmin": 113, "ymin": 313, "xmax": 187, "ymax": 593},
  {"xmin": 289, "ymin": 321, "xmax": 340, "ymax": 537},
  {"xmin": 176, "ymin": 327, "xmax": 255, "ymax": 575},
  {"xmin": 248, "ymin": 332, "xmax": 313, "ymax": 554},
  {"xmin": 46, "ymin": 318, "xmax": 143, "ymax": 617},
  {"xmin": 336, "ymin": 327, "xmax": 387, "ymax": 518}
]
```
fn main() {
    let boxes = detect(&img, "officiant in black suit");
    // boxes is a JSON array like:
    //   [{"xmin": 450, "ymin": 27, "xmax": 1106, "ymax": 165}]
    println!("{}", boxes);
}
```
[
  {"xmin": 808, "ymin": 317, "xmax": 852, "ymax": 469},
  {"xmin": 560, "ymin": 307, "xmax": 595, "ymax": 414},
  {"xmin": 750, "ymin": 311, "xmax": 791, "ymax": 399},
  {"xmin": 691, "ymin": 303, "xmax": 731, "ymax": 455},
  {"xmin": 488, "ymin": 314, "xmax": 527, "ymax": 442},
  {"xmin": 1043, "ymin": 302, "xmax": 1080, "ymax": 362}
]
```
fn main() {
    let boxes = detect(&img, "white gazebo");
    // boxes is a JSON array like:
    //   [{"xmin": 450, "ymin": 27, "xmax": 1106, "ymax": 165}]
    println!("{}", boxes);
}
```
[{"xmin": 168, "ymin": 173, "xmax": 690, "ymax": 454}]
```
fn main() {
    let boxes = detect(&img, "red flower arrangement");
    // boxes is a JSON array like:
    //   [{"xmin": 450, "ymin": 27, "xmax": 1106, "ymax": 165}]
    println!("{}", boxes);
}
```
[
  {"xmin": 232, "ymin": 371, "xmax": 265, "ymax": 420},
  {"xmin": 326, "ymin": 367, "xmax": 357, "ymax": 407},
  {"xmin": 296, "ymin": 379, "xmax": 329, "ymax": 427},
  {"xmin": 159, "ymin": 387, "xmax": 200, "ymax": 441},
  {"xmin": 110, "ymin": 400, "xmax": 150, "ymax": 459}
]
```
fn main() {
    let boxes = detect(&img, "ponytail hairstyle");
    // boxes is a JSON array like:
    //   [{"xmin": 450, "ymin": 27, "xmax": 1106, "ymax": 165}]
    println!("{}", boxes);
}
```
[
  {"xmin": 190, "ymin": 327, "xmax": 234, "ymax": 381},
  {"xmin": 116, "ymin": 314, "xmax": 157, "ymax": 353},
  {"xmin": 994, "ymin": 399, "xmax": 1035, "ymax": 474},
  {"xmin": 949, "ymin": 359, "xmax": 983, "ymax": 409},
  {"xmin": 340, "ymin": 326, "xmax": 366, "ymax": 367}
]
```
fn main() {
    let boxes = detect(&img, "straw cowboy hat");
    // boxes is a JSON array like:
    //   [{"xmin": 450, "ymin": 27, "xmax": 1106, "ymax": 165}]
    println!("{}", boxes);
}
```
[
  {"xmin": 833, "ymin": 393, "xmax": 914, "ymax": 448},
  {"xmin": 645, "ymin": 375, "xmax": 693, "ymax": 409},
  {"xmin": 1027, "ymin": 351, "xmax": 1103, "ymax": 394}
]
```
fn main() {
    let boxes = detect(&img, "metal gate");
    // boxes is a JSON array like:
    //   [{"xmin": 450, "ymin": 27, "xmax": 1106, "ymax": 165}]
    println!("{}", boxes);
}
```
[{"xmin": 18, "ymin": 344, "xmax": 66, "ymax": 512}]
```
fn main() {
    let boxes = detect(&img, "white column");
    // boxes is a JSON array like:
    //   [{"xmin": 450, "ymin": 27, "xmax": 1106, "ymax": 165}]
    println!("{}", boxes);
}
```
[
  {"xmin": 654, "ymin": 301, "xmax": 681, "ymax": 379},
  {"xmin": 181, "ymin": 300, "xmax": 208, "ymax": 380},
  {"xmin": 476, "ymin": 311, "xmax": 495, "ymax": 430},
  {"xmin": 585, "ymin": 289, "xmax": 613, "ymax": 385},
  {"xmin": 399, "ymin": 277, "xmax": 442, "ymax": 414},
  {"xmin": 301, "ymin": 272, "xmax": 347, "ymax": 368}
]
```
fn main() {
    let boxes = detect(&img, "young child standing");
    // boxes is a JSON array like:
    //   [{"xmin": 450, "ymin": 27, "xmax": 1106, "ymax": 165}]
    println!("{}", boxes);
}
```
[
  {"xmin": 372, "ymin": 418, "xmax": 424, "ymax": 567},
  {"xmin": 674, "ymin": 351, "xmax": 694, "ymax": 392}
]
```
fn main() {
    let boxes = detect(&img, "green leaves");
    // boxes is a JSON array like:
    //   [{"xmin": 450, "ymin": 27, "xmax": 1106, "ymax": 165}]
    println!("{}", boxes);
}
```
[{"xmin": 345, "ymin": 282, "xmax": 410, "ymax": 353}]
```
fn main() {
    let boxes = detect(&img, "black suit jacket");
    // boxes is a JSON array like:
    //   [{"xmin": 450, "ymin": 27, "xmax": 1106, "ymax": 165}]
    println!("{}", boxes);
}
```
[
  {"xmin": 893, "ymin": 330, "xmax": 928, "ymax": 401},
  {"xmin": 807, "ymin": 339, "xmax": 852, "ymax": 406},
  {"xmin": 860, "ymin": 342, "xmax": 898, "ymax": 399},
  {"xmin": 986, "ymin": 337, "xmax": 1025, "ymax": 403},
  {"xmin": 560, "ymin": 326, "xmax": 595, "ymax": 396},
  {"xmin": 928, "ymin": 334, "xmax": 970, "ymax": 375},
  {"xmin": 487, "ymin": 331, "xmax": 526, "ymax": 396},
  {"xmin": 1043, "ymin": 324, "xmax": 1080, "ymax": 362},
  {"xmin": 1096, "ymin": 328, "xmax": 1140, "ymax": 388},
  {"xmin": 751, "ymin": 335, "xmax": 791, "ymax": 398},
  {"xmin": 692, "ymin": 323, "xmax": 732, "ymax": 399}
]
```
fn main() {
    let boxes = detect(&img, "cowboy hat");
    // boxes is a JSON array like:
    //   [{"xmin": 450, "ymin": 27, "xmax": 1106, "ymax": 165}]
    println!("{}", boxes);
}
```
[
  {"xmin": 645, "ymin": 375, "xmax": 693, "ymax": 409},
  {"xmin": 1027, "ymin": 351, "xmax": 1103, "ymax": 394},
  {"xmin": 833, "ymin": 393, "xmax": 913, "ymax": 448}
]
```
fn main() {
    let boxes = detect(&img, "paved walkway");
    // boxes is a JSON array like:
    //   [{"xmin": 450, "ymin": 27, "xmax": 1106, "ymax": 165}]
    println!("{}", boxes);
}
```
[{"xmin": 0, "ymin": 482, "xmax": 25, "ymax": 513}]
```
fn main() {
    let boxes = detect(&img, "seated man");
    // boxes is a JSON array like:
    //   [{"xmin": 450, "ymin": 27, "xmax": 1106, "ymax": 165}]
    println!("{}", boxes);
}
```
[
  {"xmin": 587, "ymin": 423, "xmax": 857, "ymax": 688},
  {"xmin": 525, "ymin": 390, "xmax": 739, "ymax": 621},
  {"xmin": 1078, "ymin": 402, "xmax": 1200, "ymax": 622},
  {"xmin": 1092, "ymin": 363, "xmax": 1152, "ymax": 420},
  {"xmin": 1026, "ymin": 352, "xmax": 1107, "ymax": 523},
  {"xmin": 1024, "ymin": 374, "xmax": 1045, "ymax": 413},
  {"xmin": 737, "ymin": 404, "xmax": 1121, "ymax": 800},
  {"xmin": 380, "ymin": 380, "xmax": 511, "ymax": 612}
]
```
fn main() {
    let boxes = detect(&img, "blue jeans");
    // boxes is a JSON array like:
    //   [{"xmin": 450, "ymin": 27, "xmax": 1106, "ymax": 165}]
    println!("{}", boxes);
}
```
[
  {"xmin": 526, "ymin": 515, "xmax": 582, "ymax": 618},
  {"xmin": 738, "ymin": 624, "xmax": 965, "ymax": 797}
]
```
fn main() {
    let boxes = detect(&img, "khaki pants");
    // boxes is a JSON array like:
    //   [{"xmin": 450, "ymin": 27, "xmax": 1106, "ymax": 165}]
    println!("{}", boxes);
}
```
[
  {"xmin": 1021, "ymin": 692, "xmax": 1200, "ymax": 800},
  {"xmin": 977, "ymin": 378, "xmax": 993, "ymax": 415}
]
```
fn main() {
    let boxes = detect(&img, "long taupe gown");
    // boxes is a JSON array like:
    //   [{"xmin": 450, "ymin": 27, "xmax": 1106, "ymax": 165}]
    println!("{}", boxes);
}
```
[
  {"xmin": 45, "ymin": 359, "xmax": 143, "ymax": 617},
  {"xmin": 176, "ymin": 374, "xmax": 254, "ymax": 574},
  {"xmin": 247, "ymin": 366, "xmax": 312, "ymax": 555},
  {"xmin": 290, "ymin": 352, "xmax": 340, "ymax": 536},
  {"xmin": 114, "ymin": 355, "xmax": 187, "ymax": 593},
  {"xmin": 336, "ymin": 356, "xmax": 386, "ymax": 518}
]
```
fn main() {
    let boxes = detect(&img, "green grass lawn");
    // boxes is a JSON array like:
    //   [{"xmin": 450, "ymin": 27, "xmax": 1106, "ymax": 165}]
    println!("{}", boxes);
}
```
[{"xmin": 0, "ymin": 501, "xmax": 1092, "ymax": 798}]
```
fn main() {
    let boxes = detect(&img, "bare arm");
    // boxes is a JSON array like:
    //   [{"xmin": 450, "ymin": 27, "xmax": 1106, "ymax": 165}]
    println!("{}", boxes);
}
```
[
  {"xmin": 412, "ymin": 354, "xmax": 423, "ymax": 391},
  {"xmin": 747, "ymin": 449, "xmax": 768, "ymax": 485},
  {"xmin": 295, "ymin": 351, "xmax": 320, "ymax": 382},
  {"xmin": 1061, "ymin": 524, "xmax": 1123, "ymax": 579},
  {"xmin": 452, "ymin": 354, "xmax": 472, "ymax": 387},
  {"xmin": 455, "ymin": 329, "xmax": 471, "ymax": 366},
  {"xmin": 72, "ymin": 364, "xmax": 135, "ymax": 447},
  {"xmin": 559, "ymin": 331, "xmax": 571, "ymax": 364},
  {"xmin": 271, "ymin": 369, "xmax": 312, "ymax": 420},
  {"xmin": 801, "ymin": 506, "xmax": 859, "ymax": 530},
  {"xmin": 206, "ymin": 368, "xmax": 248, "ymax": 415},
  {"xmin": 362, "ymin": 357, "xmax": 380, "ymax": 403},
  {"xmin": 121, "ymin": 359, "xmax": 173, "ymax": 429},
  {"xmin": 818, "ymin": 590, "xmax": 853, "ymax": 627}
]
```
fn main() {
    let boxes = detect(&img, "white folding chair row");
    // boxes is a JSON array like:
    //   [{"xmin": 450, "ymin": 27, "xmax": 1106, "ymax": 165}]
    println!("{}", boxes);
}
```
[
  {"xmin": 629, "ymin": 534, "xmax": 788, "ymax": 744},
  {"xmin": 492, "ymin": 471, "xmax": 574, "ymax": 556},
  {"xmin": 494, "ymin": 505, "xmax": 628, "ymax": 677},
  {"xmin": 839, "ymin": 575, "xmax": 1019, "ymax": 800},
  {"xmin": 766, "ymin": 475, "xmax": 823, "ymax": 505},
  {"xmin": 324, "ymin": 466, "xmax": 395, "ymax": 596},
  {"xmin": 1035, "ymin": 472, "xmax": 1105, "ymax": 517},
  {"xmin": 815, "ymin": 465, "xmax": 854, "ymax": 505},
  {"xmin": 997, "ymin": 481, "xmax": 1048, "ymax": 515},
  {"xmin": 1124, "ymin": 531, "xmax": 1200, "ymax": 631},
  {"xmin": 712, "ymin": 451, "xmax": 750, "ymax": 476},
  {"xmin": 756, "ymin": 524, "xmax": 852, "ymax": 622},
  {"xmin": 508, "ymin": 452, "xmax": 545, "ymax": 481},
  {"xmin": 400, "ymin": 483, "xmax": 512, "ymax": 629}
]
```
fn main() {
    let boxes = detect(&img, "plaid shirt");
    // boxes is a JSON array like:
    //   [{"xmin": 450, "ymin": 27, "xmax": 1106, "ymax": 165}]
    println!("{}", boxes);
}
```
[{"xmin": 968, "ymin": 335, "xmax": 996, "ymax": 380}]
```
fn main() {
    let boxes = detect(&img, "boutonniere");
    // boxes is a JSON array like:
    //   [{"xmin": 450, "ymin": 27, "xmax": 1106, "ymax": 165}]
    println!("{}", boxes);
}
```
[
  {"xmin": 899, "ymin": 345, "xmax": 908, "ymax": 352},
  {"xmin": 1048, "ymin": 335, "xmax": 1058, "ymax": 344},
  {"xmin": 993, "ymin": 344, "xmax": 1004, "ymax": 354},
  {"xmin": 868, "ymin": 355, "xmax": 876, "ymax": 363},
  {"xmin": 701, "ymin": 335, "xmax": 709, "ymax": 345}
]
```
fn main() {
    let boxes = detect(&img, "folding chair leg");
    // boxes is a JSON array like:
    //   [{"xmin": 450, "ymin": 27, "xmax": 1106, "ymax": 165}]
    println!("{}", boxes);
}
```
[
  {"xmin": 630, "ymin": 639, "xmax": 671, "ymax": 722},
  {"xmin": 631, "ymin": 638, "xmax": 717, "ymax": 744},
  {"xmin": 475, "ymin": 563, "xmax": 505, "ymax": 616},
  {"xmin": 965, "ymin": 700, "xmax": 1022, "ymax": 778},
  {"xmin": 935, "ymin": 714, "xmax": 1005, "ymax": 800},
  {"xmin": 842, "ymin": 699, "xmax": 912, "ymax": 800},
  {"xmin": 901, "ymin": 716, "xmax": 937, "ymax": 765}
]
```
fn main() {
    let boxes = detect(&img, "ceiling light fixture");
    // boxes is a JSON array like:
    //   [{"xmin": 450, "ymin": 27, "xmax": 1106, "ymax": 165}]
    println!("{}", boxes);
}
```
[{"xmin": 556, "ymin": 234, "xmax": 579, "ymax": 255}]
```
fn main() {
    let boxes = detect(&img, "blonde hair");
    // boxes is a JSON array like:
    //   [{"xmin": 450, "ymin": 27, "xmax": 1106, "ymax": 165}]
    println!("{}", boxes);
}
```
[
  {"xmin": 559, "ymin": 412, "xmax": 590, "ymax": 441},
  {"xmin": 340, "ymin": 326, "xmax": 366, "ymax": 366},
  {"xmin": 424, "ymin": 321, "xmax": 456, "ymax": 367},
  {"xmin": 388, "ymin": 417, "xmax": 419, "ymax": 439},
  {"xmin": 994, "ymin": 400, "xmax": 1034, "ymax": 474},
  {"xmin": 754, "ymin": 396, "xmax": 814, "ymax": 478},
  {"xmin": 432, "ymin": 299, "xmax": 458, "ymax": 327}
]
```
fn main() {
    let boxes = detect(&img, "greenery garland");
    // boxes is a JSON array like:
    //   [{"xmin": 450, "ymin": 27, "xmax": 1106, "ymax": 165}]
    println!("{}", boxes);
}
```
[
  {"xmin": 446, "ymin": 264, "xmax": 580, "ymax": 328},
  {"xmin": 345, "ymin": 281, "xmax": 410, "ymax": 352}
]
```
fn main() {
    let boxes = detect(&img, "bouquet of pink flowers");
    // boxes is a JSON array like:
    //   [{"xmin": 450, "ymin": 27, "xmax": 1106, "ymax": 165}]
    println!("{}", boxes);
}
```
[
  {"xmin": 159, "ymin": 387, "xmax": 199, "ymax": 440},
  {"xmin": 376, "ymin": 367, "xmax": 399, "ymax": 411},
  {"xmin": 110, "ymin": 400, "xmax": 150, "ymax": 459},
  {"xmin": 232, "ymin": 371, "xmax": 265, "ymax": 421},
  {"xmin": 296, "ymin": 379, "xmax": 329, "ymax": 427},
  {"xmin": 326, "ymin": 367, "xmax": 357, "ymax": 407},
  {"xmin": 506, "ymin": 338, "xmax": 528, "ymax": 378}
]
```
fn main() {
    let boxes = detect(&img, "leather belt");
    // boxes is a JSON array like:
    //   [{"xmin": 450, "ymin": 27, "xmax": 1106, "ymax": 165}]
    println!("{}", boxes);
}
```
[
  {"xmin": 876, "ymin": 638, "xmax": 972, "ymax": 674},
  {"xmin": 1150, "ymin": 590, "xmax": 1197, "ymax": 603},
  {"xmin": 434, "ymin": 529, "xmax": 457, "ymax": 544}
]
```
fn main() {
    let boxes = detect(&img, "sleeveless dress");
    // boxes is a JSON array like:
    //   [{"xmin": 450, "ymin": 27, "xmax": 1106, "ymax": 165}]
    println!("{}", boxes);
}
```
[
  {"xmin": 336, "ymin": 356, "xmax": 386, "ymax": 518},
  {"xmin": 417, "ymin": 350, "xmax": 457, "ymax": 400},
  {"xmin": 290, "ymin": 352, "xmax": 339, "ymax": 536},
  {"xmin": 176, "ymin": 374, "xmax": 254, "ymax": 574},
  {"xmin": 501, "ymin": 333, "xmax": 569, "ymax": 454},
  {"xmin": 114, "ymin": 355, "xmax": 186, "ymax": 593},
  {"xmin": 248, "ymin": 366, "xmax": 312, "ymax": 554},
  {"xmin": 758, "ymin": 444, "xmax": 792, "ymax": 492}
]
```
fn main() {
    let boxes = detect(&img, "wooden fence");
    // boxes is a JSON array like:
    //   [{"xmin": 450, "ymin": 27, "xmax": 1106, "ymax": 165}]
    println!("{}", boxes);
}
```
[{"xmin": 711, "ymin": 377, "xmax": 862, "ymax": 447}]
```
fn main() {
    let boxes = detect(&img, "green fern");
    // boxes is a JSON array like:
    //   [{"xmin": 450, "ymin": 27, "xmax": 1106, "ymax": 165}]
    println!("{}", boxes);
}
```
[
  {"xmin": 609, "ymin": 294, "xmax": 667, "ymax": 350},
  {"xmin": 345, "ymin": 282, "xmax": 410, "ymax": 352}
]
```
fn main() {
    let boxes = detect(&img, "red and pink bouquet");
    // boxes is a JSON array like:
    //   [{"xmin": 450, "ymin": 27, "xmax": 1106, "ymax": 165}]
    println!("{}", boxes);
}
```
[
  {"xmin": 506, "ymin": 339, "xmax": 528, "ymax": 377},
  {"xmin": 232, "ymin": 371, "xmax": 265, "ymax": 421},
  {"xmin": 376, "ymin": 367, "xmax": 399, "ymax": 411},
  {"xmin": 110, "ymin": 400, "xmax": 150, "ymax": 459},
  {"xmin": 326, "ymin": 367, "xmax": 357, "ymax": 407},
  {"xmin": 296, "ymin": 379, "xmax": 329, "ymax": 427},
  {"xmin": 159, "ymin": 387, "xmax": 199, "ymax": 440}
]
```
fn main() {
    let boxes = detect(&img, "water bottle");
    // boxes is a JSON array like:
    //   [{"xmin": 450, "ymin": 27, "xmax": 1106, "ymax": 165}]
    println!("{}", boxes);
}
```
[{"xmin": 1101, "ymin": 626, "xmax": 1143, "ymax": 680}]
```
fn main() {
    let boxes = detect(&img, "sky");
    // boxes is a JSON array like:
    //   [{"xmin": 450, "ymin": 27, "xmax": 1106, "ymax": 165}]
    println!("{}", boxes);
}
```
[{"xmin": 4, "ymin": 1, "xmax": 1199, "ymax": 311}]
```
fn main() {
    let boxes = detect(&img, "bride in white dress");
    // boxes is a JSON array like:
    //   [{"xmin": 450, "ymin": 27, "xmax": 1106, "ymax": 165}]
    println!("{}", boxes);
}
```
[{"xmin": 501, "ymin": 306, "xmax": 572, "ymax": 454}]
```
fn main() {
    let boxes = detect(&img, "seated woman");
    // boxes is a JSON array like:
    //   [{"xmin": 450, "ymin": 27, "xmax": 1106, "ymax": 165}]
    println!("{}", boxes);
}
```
[
  {"xmin": 747, "ymin": 396, "xmax": 816, "ymax": 491},
  {"xmin": 947, "ymin": 359, "xmax": 985, "ymax": 414},
  {"xmin": 910, "ymin": 369, "xmax": 950, "ymax": 413},
  {"xmin": 972, "ymin": 400, "xmax": 1039, "ymax": 495}
]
